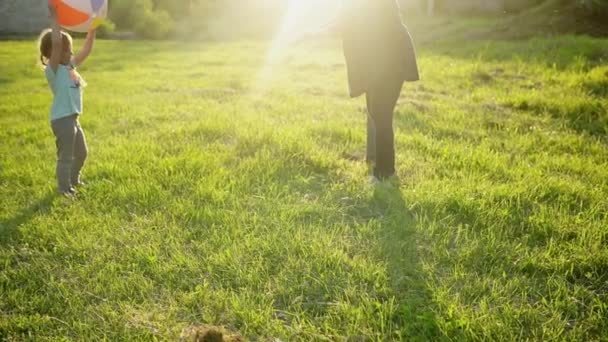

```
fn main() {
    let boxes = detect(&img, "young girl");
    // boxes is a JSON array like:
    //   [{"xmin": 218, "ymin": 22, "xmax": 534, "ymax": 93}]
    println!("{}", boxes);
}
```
[{"xmin": 39, "ymin": 5, "xmax": 96, "ymax": 196}]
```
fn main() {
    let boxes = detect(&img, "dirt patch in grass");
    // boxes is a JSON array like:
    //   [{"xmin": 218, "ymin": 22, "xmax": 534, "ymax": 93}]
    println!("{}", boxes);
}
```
[{"xmin": 180, "ymin": 325, "xmax": 244, "ymax": 342}]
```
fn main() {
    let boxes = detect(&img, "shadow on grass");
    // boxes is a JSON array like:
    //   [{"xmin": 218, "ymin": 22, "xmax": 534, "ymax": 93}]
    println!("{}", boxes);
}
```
[
  {"xmin": 222, "ymin": 129, "xmax": 447, "ymax": 339},
  {"xmin": 0, "ymin": 193, "xmax": 56, "ymax": 245},
  {"xmin": 0, "ymin": 76, "xmax": 13, "ymax": 86},
  {"xmin": 369, "ymin": 183, "xmax": 445, "ymax": 340}
]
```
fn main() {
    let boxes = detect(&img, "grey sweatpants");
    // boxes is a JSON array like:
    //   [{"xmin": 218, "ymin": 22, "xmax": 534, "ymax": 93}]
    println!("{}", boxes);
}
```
[{"xmin": 51, "ymin": 114, "xmax": 88, "ymax": 193}]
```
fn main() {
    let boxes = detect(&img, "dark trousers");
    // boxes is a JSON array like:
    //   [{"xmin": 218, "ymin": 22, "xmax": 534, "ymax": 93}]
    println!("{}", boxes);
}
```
[
  {"xmin": 365, "ymin": 78, "xmax": 403, "ymax": 179},
  {"xmin": 51, "ymin": 114, "xmax": 88, "ymax": 192}
]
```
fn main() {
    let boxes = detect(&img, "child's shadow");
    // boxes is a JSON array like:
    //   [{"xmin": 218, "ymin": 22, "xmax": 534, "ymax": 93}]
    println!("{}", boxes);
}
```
[
  {"xmin": 0, "ymin": 193, "xmax": 56, "ymax": 245},
  {"xmin": 370, "ymin": 183, "xmax": 443, "ymax": 340}
]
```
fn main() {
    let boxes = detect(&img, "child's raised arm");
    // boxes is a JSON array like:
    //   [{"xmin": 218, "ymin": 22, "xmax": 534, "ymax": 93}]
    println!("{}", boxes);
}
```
[
  {"xmin": 48, "ymin": 5, "xmax": 63, "ymax": 73},
  {"xmin": 73, "ymin": 30, "xmax": 96, "ymax": 66}
]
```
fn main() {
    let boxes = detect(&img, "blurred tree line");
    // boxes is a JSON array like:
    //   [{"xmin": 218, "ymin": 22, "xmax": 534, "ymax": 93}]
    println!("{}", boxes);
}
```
[
  {"xmin": 416, "ymin": 0, "xmax": 607, "ymax": 17},
  {"xmin": 103, "ymin": 0, "xmax": 287, "ymax": 39},
  {"xmin": 577, "ymin": 0, "xmax": 608, "ymax": 17},
  {"xmin": 102, "ymin": 0, "xmax": 607, "ymax": 39},
  {"xmin": 498, "ymin": 0, "xmax": 608, "ymax": 36}
]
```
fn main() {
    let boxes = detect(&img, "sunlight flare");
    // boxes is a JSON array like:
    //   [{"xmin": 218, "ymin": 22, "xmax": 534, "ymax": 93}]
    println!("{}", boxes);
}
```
[{"xmin": 252, "ymin": 0, "xmax": 341, "ymax": 95}]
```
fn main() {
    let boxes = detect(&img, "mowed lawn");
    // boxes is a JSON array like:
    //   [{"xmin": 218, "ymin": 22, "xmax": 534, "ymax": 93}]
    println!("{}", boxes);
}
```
[{"xmin": 1, "ymin": 31, "xmax": 607, "ymax": 340}]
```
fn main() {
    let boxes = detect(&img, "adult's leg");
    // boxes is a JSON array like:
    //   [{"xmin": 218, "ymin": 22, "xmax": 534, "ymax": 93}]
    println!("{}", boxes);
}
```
[
  {"xmin": 367, "ymin": 79, "xmax": 403, "ymax": 179},
  {"xmin": 51, "ymin": 115, "xmax": 77, "ymax": 193},
  {"xmin": 365, "ymin": 92, "xmax": 376, "ymax": 165}
]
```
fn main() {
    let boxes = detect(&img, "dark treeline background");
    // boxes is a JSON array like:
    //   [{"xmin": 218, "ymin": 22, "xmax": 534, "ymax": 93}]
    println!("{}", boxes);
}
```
[{"xmin": 102, "ymin": 0, "xmax": 608, "ymax": 39}]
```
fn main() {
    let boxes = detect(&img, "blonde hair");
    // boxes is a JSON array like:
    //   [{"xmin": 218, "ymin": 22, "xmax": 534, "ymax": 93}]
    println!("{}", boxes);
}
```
[{"xmin": 38, "ymin": 28, "xmax": 73, "ymax": 66}]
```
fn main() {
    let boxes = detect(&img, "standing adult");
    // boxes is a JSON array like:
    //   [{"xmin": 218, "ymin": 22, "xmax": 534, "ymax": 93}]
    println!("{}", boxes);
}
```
[{"xmin": 341, "ymin": 0, "xmax": 420, "ymax": 181}]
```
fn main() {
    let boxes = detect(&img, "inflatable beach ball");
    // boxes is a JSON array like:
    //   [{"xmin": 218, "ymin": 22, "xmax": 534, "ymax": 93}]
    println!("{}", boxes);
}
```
[{"xmin": 49, "ymin": 0, "xmax": 108, "ymax": 33}]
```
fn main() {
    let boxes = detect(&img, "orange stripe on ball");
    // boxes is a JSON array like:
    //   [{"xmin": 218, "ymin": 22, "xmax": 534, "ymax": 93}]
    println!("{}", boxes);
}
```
[{"xmin": 56, "ymin": 1, "xmax": 90, "ymax": 26}]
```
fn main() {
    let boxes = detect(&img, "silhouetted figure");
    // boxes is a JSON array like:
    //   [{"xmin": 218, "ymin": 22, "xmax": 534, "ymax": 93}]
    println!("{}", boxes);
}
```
[{"xmin": 341, "ymin": 0, "xmax": 419, "ymax": 180}]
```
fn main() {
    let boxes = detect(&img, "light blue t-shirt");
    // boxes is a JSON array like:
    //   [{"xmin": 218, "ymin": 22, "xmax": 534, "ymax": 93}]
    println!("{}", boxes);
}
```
[{"xmin": 45, "ymin": 63, "xmax": 84, "ymax": 121}]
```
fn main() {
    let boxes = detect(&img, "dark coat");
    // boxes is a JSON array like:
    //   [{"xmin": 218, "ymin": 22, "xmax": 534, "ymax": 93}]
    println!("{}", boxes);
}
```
[{"xmin": 341, "ymin": 0, "xmax": 419, "ymax": 97}]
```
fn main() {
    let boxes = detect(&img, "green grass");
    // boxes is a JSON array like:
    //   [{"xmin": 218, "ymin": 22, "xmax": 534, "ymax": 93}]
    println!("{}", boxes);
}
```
[{"xmin": 1, "ymin": 29, "xmax": 607, "ymax": 340}]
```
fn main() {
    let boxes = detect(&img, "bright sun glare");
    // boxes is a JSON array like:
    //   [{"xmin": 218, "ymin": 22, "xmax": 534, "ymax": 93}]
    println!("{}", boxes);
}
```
[
  {"xmin": 253, "ymin": 0, "xmax": 342, "ymax": 95},
  {"xmin": 282, "ymin": 0, "xmax": 341, "ymax": 32}
]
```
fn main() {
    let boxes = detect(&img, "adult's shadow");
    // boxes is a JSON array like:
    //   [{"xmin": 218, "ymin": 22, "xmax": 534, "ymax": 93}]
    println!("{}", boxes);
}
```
[
  {"xmin": 370, "ymin": 183, "xmax": 444, "ymax": 340},
  {"xmin": 0, "ymin": 193, "xmax": 56, "ymax": 245}
]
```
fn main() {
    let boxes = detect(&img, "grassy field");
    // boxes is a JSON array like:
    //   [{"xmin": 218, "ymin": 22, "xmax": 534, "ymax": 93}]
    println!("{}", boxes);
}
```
[{"xmin": 1, "ymin": 25, "xmax": 607, "ymax": 340}]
